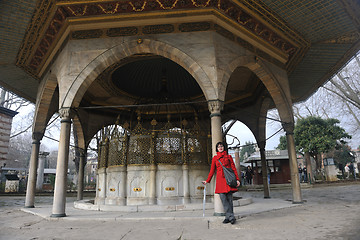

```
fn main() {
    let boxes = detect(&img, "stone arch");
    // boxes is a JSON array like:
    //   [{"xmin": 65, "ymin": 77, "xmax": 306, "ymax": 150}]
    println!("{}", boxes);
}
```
[
  {"xmin": 32, "ymin": 73, "xmax": 59, "ymax": 136},
  {"xmin": 223, "ymin": 56, "xmax": 294, "ymax": 125},
  {"xmin": 72, "ymin": 115, "xmax": 86, "ymax": 151},
  {"xmin": 60, "ymin": 39, "xmax": 216, "ymax": 109},
  {"xmin": 232, "ymin": 96, "xmax": 270, "ymax": 147}
]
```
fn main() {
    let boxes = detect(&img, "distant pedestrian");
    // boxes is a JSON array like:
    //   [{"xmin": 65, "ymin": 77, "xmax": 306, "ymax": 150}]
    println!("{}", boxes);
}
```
[
  {"xmin": 338, "ymin": 163, "xmax": 344, "ymax": 179},
  {"xmin": 298, "ymin": 164, "xmax": 303, "ymax": 182},
  {"xmin": 345, "ymin": 164, "xmax": 350, "ymax": 179},
  {"xmin": 245, "ymin": 166, "xmax": 253, "ymax": 185},
  {"xmin": 241, "ymin": 171, "xmax": 245, "ymax": 186},
  {"xmin": 349, "ymin": 163, "xmax": 355, "ymax": 179},
  {"xmin": 302, "ymin": 166, "xmax": 307, "ymax": 183}
]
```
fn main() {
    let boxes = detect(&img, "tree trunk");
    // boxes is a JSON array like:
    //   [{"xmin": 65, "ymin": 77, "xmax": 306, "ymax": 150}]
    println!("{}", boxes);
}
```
[{"xmin": 305, "ymin": 152, "xmax": 314, "ymax": 184}]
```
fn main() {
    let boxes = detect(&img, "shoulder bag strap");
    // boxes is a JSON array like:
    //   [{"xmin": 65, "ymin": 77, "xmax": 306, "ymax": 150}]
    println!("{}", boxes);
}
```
[{"xmin": 218, "ymin": 158, "xmax": 224, "ymax": 168}]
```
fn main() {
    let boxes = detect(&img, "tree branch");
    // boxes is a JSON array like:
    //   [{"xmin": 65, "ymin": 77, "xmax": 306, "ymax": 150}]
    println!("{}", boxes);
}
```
[
  {"xmin": 10, "ymin": 124, "xmax": 32, "ymax": 138},
  {"xmin": 322, "ymin": 86, "xmax": 360, "ymax": 109}
]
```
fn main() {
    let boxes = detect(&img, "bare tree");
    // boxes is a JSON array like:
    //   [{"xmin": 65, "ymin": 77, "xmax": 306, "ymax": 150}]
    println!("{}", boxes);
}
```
[
  {"xmin": 322, "ymin": 53, "xmax": 360, "ymax": 135},
  {"xmin": 289, "ymin": 86, "xmax": 333, "ymax": 121},
  {"xmin": 1, "ymin": 88, "xmax": 62, "ymax": 169},
  {"xmin": 7, "ymin": 132, "xmax": 32, "ymax": 168},
  {"xmin": 0, "ymin": 87, "xmax": 30, "ymax": 111},
  {"xmin": 268, "ymin": 52, "xmax": 360, "ymax": 148}
]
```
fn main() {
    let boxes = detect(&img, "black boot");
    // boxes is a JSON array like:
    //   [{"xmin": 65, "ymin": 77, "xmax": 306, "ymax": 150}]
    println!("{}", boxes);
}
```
[{"xmin": 223, "ymin": 219, "xmax": 230, "ymax": 224}]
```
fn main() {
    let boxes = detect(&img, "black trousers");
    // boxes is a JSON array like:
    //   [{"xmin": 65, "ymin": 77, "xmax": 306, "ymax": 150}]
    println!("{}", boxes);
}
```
[{"xmin": 219, "ymin": 192, "xmax": 235, "ymax": 220}]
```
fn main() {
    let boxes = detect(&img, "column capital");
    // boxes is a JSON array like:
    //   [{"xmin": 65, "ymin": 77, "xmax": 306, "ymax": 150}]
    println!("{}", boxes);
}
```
[
  {"xmin": 282, "ymin": 122, "xmax": 294, "ymax": 135},
  {"xmin": 59, "ymin": 108, "xmax": 75, "ymax": 121},
  {"xmin": 32, "ymin": 132, "xmax": 43, "ymax": 143},
  {"xmin": 208, "ymin": 100, "xmax": 224, "ymax": 117}
]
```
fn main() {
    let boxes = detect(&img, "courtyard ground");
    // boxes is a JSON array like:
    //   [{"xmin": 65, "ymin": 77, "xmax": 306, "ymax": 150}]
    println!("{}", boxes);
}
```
[{"xmin": 0, "ymin": 182, "xmax": 359, "ymax": 240}]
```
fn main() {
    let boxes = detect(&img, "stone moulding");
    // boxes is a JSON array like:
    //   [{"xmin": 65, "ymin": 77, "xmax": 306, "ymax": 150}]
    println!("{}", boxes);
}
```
[{"xmin": 16, "ymin": 0, "xmax": 308, "ymax": 78}]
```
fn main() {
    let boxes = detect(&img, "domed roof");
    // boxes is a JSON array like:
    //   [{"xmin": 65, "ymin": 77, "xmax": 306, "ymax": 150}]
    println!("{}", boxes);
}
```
[{"xmin": 111, "ymin": 56, "xmax": 202, "ymax": 100}]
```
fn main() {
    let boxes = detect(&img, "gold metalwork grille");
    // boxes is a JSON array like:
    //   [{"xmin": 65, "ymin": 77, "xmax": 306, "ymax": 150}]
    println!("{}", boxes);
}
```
[
  {"xmin": 186, "ymin": 120, "xmax": 209, "ymax": 165},
  {"xmin": 127, "ymin": 120, "xmax": 152, "ymax": 165},
  {"xmin": 98, "ymin": 139, "xmax": 109, "ymax": 169},
  {"xmin": 155, "ymin": 133, "xmax": 182, "ymax": 165},
  {"xmin": 97, "ymin": 115, "xmax": 210, "ymax": 166},
  {"xmin": 155, "ymin": 120, "xmax": 183, "ymax": 165},
  {"xmin": 108, "ymin": 125, "xmax": 128, "ymax": 166},
  {"xmin": 186, "ymin": 136, "xmax": 208, "ymax": 165}
]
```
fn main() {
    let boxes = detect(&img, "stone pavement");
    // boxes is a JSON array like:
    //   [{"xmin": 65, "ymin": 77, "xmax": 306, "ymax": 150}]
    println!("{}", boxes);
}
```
[
  {"xmin": 20, "ymin": 195, "xmax": 294, "ymax": 222},
  {"xmin": 1, "ymin": 182, "xmax": 360, "ymax": 240}
]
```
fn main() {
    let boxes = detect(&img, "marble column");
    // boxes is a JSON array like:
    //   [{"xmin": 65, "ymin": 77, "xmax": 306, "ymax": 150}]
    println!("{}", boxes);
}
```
[
  {"xmin": 182, "ymin": 164, "xmax": 190, "ymax": 204},
  {"xmin": 283, "ymin": 123, "xmax": 303, "ymax": 203},
  {"xmin": 148, "ymin": 164, "xmax": 157, "ymax": 205},
  {"xmin": 148, "ymin": 131, "xmax": 157, "ymax": 205},
  {"xmin": 36, "ymin": 152, "xmax": 47, "ymax": 192},
  {"xmin": 77, "ymin": 149, "xmax": 86, "ymax": 201},
  {"xmin": 208, "ymin": 100, "xmax": 225, "ymax": 216},
  {"xmin": 118, "ymin": 165, "xmax": 127, "ymax": 205},
  {"xmin": 259, "ymin": 145, "xmax": 270, "ymax": 198},
  {"xmin": 25, "ymin": 132, "xmax": 42, "ymax": 208},
  {"xmin": 96, "ymin": 138, "xmax": 109, "ymax": 205},
  {"xmin": 182, "ymin": 131, "xmax": 190, "ymax": 204},
  {"xmin": 51, "ymin": 108, "xmax": 74, "ymax": 217}
]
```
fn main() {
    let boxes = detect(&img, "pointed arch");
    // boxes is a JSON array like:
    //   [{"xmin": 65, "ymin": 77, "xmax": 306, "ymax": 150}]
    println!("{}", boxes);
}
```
[
  {"xmin": 60, "ymin": 39, "xmax": 216, "ymax": 109},
  {"xmin": 32, "ymin": 73, "xmax": 59, "ymax": 136},
  {"xmin": 224, "ymin": 56, "xmax": 294, "ymax": 125},
  {"xmin": 72, "ymin": 116, "xmax": 86, "ymax": 151}
]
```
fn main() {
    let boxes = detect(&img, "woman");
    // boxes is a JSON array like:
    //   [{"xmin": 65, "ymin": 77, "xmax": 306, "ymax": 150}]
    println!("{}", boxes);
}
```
[{"xmin": 202, "ymin": 142, "xmax": 240, "ymax": 224}]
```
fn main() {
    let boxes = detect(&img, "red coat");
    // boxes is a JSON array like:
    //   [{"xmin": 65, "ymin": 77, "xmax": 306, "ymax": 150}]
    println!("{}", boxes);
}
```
[{"xmin": 205, "ymin": 151, "xmax": 239, "ymax": 193}]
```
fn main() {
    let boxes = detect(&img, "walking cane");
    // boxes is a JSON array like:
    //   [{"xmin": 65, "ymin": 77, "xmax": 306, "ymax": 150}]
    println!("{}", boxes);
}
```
[{"xmin": 203, "ymin": 185, "xmax": 206, "ymax": 217}]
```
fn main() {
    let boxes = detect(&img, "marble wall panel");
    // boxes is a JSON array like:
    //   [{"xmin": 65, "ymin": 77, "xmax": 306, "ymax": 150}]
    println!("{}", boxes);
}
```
[{"xmin": 156, "ymin": 165, "xmax": 182, "ymax": 198}]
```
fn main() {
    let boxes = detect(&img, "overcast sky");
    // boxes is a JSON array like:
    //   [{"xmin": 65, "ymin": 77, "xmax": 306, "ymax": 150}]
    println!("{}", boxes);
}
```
[{"xmin": 225, "ymin": 118, "xmax": 283, "ymax": 150}]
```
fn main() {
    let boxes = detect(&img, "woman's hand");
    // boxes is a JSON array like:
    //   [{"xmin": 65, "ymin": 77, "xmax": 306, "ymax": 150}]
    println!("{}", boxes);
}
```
[
  {"xmin": 236, "ymin": 180, "xmax": 240, "ymax": 187},
  {"xmin": 202, "ymin": 181, "xmax": 207, "ymax": 185}
]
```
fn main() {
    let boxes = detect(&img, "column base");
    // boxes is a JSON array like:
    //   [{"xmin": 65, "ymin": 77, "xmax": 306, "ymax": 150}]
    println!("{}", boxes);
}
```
[
  {"xmin": 148, "ymin": 197, "xmax": 156, "ymax": 205},
  {"xmin": 24, "ymin": 205, "xmax": 35, "ymax": 208},
  {"xmin": 292, "ymin": 201, "xmax": 304, "ymax": 204},
  {"xmin": 183, "ymin": 197, "xmax": 191, "ymax": 204},
  {"xmin": 264, "ymin": 196, "xmax": 271, "ymax": 199},
  {"xmin": 213, "ymin": 212, "xmax": 225, "ymax": 216},
  {"xmin": 50, "ymin": 213, "xmax": 67, "ymax": 218},
  {"xmin": 77, "ymin": 192, "xmax": 84, "ymax": 201}
]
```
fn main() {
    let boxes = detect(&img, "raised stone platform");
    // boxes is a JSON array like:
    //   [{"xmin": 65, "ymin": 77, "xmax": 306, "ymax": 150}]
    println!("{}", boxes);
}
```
[{"xmin": 74, "ymin": 197, "xmax": 253, "ymax": 212}]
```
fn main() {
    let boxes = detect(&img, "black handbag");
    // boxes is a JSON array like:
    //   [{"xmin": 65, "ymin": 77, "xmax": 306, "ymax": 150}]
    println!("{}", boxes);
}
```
[{"xmin": 218, "ymin": 159, "xmax": 238, "ymax": 188}]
